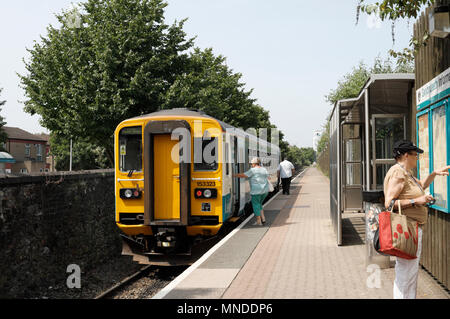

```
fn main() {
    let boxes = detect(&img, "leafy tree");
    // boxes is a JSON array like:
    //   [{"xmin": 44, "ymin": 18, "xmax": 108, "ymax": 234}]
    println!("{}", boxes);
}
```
[
  {"xmin": 356, "ymin": 0, "xmax": 435, "ymax": 64},
  {"xmin": 162, "ymin": 47, "xmax": 275, "ymax": 131},
  {"xmin": 316, "ymin": 120, "xmax": 330, "ymax": 155},
  {"xmin": 325, "ymin": 55, "xmax": 413, "ymax": 105},
  {"xmin": 20, "ymin": 0, "xmax": 282, "ymax": 169},
  {"xmin": 356, "ymin": 0, "xmax": 434, "ymax": 21},
  {"xmin": 50, "ymin": 134, "xmax": 110, "ymax": 171},
  {"xmin": 20, "ymin": 0, "xmax": 195, "ymax": 166},
  {"xmin": 0, "ymin": 88, "xmax": 7, "ymax": 151},
  {"xmin": 285, "ymin": 146, "xmax": 315, "ymax": 170},
  {"xmin": 318, "ymin": 55, "xmax": 413, "ymax": 154}
]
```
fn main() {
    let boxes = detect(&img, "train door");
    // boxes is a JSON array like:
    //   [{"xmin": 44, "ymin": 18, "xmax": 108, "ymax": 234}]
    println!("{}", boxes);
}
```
[
  {"xmin": 238, "ymin": 135, "xmax": 246, "ymax": 213},
  {"xmin": 153, "ymin": 134, "xmax": 180, "ymax": 220},
  {"xmin": 231, "ymin": 135, "xmax": 240, "ymax": 214}
]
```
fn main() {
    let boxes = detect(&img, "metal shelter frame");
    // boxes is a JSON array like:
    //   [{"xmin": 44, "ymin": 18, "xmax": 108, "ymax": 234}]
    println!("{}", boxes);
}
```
[{"xmin": 329, "ymin": 74, "xmax": 415, "ymax": 245}]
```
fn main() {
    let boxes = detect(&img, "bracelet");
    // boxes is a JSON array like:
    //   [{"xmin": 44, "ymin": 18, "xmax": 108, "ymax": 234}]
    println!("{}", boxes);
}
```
[{"xmin": 410, "ymin": 199, "xmax": 415, "ymax": 207}]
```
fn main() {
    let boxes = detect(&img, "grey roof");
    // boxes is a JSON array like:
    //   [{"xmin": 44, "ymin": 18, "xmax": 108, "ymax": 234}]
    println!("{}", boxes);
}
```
[{"xmin": 3, "ymin": 126, "xmax": 47, "ymax": 142}]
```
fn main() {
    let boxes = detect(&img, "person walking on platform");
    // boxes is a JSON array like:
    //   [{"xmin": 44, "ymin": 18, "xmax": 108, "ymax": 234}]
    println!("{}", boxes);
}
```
[
  {"xmin": 384, "ymin": 140, "xmax": 450, "ymax": 299},
  {"xmin": 277, "ymin": 158, "xmax": 295, "ymax": 195},
  {"xmin": 233, "ymin": 157, "xmax": 269, "ymax": 226}
]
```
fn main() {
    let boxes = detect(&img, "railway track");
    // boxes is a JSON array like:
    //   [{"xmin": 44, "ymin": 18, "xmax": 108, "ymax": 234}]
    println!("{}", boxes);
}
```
[
  {"xmin": 95, "ymin": 265, "xmax": 188, "ymax": 299},
  {"xmin": 94, "ymin": 177, "xmax": 294, "ymax": 299}
]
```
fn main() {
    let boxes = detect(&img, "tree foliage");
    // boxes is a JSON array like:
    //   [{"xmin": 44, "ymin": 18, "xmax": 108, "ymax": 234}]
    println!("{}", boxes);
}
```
[
  {"xmin": 318, "ymin": 55, "xmax": 413, "ymax": 155},
  {"xmin": 50, "ymin": 134, "xmax": 110, "ymax": 171},
  {"xmin": 325, "ymin": 55, "xmax": 413, "ymax": 105},
  {"xmin": 357, "ymin": 0, "xmax": 434, "ymax": 21},
  {"xmin": 285, "ymin": 146, "xmax": 315, "ymax": 170},
  {"xmin": 356, "ymin": 0, "xmax": 435, "ymax": 63},
  {"xmin": 20, "ymin": 0, "xmax": 284, "ymax": 169}
]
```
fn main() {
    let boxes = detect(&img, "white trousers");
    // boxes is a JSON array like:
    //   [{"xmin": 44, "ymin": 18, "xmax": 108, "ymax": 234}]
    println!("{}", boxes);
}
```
[{"xmin": 393, "ymin": 227, "xmax": 423, "ymax": 299}]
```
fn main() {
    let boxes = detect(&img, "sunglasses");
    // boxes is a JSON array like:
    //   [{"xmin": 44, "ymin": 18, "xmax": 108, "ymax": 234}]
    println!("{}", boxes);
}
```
[{"xmin": 407, "ymin": 152, "xmax": 419, "ymax": 157}]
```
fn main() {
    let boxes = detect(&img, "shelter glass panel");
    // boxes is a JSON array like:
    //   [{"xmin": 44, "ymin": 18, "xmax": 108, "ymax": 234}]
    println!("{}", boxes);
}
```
[
  {"xmin": 346, "ymin": 163, "xmax": 361, "ymax": 186},
  {"xmin": 376, "ymin": 163, "xmax": 394, "ymax": 189},
  {"xmin": 375, "ymin": 117, "xmax": 404, "ymax": 159},
  {"xmin": 342, "ymin": 124, "xmax": 360, "ymax": 139},
  {"xmin": 432, "ymin": 105, "xmax": 447, "ymax": 210},
  {"xmin": 417, "ymin": 112, "xmax": 430, "ymax": 180},
  {"xmin": 345, "ymin": 139, "xmax": 361, "ymax": 162}
]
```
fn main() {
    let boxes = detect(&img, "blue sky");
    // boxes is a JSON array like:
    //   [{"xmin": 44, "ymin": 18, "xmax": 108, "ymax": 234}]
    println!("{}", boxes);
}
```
[{"xmin": 0, "ymin": 0, "xmax": 417, "ymax": 147}]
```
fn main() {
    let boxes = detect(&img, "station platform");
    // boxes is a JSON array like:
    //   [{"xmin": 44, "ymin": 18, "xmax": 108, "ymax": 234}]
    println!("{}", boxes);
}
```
[{"xmin": 153, "ymin": 167, "xmax": 450, "ymax": 299}]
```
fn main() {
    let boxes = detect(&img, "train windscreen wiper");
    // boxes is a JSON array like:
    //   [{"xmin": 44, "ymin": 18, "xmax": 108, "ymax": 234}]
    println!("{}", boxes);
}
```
[{"xmin": 128, "ymin": 169, "xmax": 134, "ymax": 177}]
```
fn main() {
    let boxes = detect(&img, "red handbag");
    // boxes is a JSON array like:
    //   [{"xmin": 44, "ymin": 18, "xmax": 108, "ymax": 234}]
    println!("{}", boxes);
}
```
[{"xmin": 374, "ymin": 200, "xmax": 419, "ymax": 260}]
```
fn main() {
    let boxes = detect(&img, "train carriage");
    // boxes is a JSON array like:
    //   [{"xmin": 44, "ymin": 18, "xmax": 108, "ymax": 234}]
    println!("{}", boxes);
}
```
[{"xmin": 114, "ymin": 108, "xmax": 280, "ymax": 264}]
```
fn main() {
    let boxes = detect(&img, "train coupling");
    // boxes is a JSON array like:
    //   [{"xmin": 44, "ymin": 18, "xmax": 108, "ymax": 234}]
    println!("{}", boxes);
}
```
[{"xmin": 155, "ymin": 227, "xmax": 177, "ymax": 248}]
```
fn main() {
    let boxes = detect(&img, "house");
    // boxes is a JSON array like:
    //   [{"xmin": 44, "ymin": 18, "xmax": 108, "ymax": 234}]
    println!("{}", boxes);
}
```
[
  {"xmin": 34, "ymin": 132, "xmax": 56, "ymax": 172},
  {"xmin": 2, "ymin": 126, "xmax": 48, "ymax": 174}
]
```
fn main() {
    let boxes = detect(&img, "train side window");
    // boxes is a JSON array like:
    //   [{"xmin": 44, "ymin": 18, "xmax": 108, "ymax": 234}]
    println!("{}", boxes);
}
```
[
  {"xmin": 119, "ymin": 126, "xmax": 142, "ymax": 172},
  {"xmin": 194, "ymin": 137, "xmax": 218, "ymax": 171}
]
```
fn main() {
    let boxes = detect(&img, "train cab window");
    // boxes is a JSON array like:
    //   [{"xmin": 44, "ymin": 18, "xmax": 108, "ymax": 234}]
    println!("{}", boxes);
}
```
[
  {"xmin": 119, "ymin": 126, "xmax": 142, "ymax": 172},
  {"xmin": 194, "ymin": 137, "xmax": 218, "ymax": 171}
]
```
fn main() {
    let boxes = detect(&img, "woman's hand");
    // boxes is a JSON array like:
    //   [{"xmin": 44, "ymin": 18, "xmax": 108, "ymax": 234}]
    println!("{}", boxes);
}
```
[
  {"xmin": 415, "ymin": 194, "xmax": 435, "ymax": 206},
  {"xmin": 434, "ymin": 165, "xmax": 450, "ymax": 176}
]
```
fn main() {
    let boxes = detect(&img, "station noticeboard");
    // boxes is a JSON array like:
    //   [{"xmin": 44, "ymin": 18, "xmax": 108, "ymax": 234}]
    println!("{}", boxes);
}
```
[{"xmin": 416, "ymin": 66, "xmax": 450, "ymax": 213}]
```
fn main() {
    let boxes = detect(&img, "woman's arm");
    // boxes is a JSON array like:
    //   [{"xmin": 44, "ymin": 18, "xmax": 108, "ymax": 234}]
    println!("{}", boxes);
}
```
[
  {"xmin": 384, "ymin": 177, "xmax": 405, "ymax": 209},
  {"xmin": 233, "ymin": 173, "xmax": 248, "ymax": 178},
  {"xmin": 385, "ymin": 176, "xmax": 434, "ymax": 209},
  {"xmin": 420, "ymin": 165, "xmax": 450, "ymax": 189},
  {"xmin": 419, "ymin": 171, "xmax": 436, "ymax": 190}
]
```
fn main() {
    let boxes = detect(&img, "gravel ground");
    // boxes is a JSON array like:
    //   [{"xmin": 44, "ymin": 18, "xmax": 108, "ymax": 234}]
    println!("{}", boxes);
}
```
[
  {"xmin": 31, "ymin": 255, "xmax": 143, "ymax": 299},
  {"xmin": 109, "ymin": 266, "xmax": 187, "ymax": 299}
]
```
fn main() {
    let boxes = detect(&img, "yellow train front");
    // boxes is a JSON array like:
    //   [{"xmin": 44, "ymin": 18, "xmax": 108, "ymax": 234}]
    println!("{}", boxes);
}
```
[{"xmin": 114, "ymin": 109, "xmax": 280, "ymax": 265}]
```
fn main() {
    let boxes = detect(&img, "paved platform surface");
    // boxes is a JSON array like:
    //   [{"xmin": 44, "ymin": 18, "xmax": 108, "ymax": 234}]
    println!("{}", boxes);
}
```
[{"xmin": 158, "ymin": 167, "xmax": 450, "ymax": 299}]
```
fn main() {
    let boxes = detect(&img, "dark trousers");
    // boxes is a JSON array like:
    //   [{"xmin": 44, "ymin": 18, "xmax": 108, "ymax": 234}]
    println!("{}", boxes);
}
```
[{"xmin": 281, "ymin": 177, "xmax": 291, "ymax": 195}]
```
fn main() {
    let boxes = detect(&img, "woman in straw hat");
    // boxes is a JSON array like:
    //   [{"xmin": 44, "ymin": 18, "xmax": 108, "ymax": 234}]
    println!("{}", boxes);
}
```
[{"xmin": 233, "ymin": 157, "xmax": 269, "ymax": 226}]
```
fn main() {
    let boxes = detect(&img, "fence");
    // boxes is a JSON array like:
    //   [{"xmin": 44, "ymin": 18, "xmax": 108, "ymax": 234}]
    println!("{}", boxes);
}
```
[
  {"xmin": 316, "ymin": 145, "xmax": 330, "ymax": 178},
  {"xmin": 413, "ymin": 0, "xmax": 450, "ymax": 290}
]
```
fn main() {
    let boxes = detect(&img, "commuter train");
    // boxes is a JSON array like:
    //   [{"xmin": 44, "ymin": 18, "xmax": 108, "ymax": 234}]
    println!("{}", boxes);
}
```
[{"xmin": 115, "ymin": 108, "xmax": 280, "ymax": 264}]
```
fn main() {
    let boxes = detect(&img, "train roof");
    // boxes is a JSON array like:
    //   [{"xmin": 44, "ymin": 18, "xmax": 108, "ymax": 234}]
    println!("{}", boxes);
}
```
[
  {"xmin": 129, "ymin": 108, "xmax": 279, "ymax": 150},
  {"xmin": 129, "ymin": 108, "xmax": 234, "ymax": 131}
]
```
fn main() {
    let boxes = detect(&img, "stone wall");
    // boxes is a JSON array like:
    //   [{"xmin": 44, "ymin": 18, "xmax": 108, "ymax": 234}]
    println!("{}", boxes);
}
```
[{"xmin": 0, "ymin": 169, "xmax": 121, "ymax": 298}]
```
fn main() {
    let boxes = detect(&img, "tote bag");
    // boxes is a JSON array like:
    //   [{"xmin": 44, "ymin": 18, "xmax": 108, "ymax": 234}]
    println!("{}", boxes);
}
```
[
  {"xmin": 374, "ymin": 200, "xmax": 419, "ymax": 260},
  {"xmin": 268, "ymin": 180, "xmax": 274, "ymax": 192}
]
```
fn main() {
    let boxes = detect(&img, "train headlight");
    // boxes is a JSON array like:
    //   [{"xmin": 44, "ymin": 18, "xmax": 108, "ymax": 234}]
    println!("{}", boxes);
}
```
[
  {"xmin": 194, "ymin": 188, "xmax": 217, "ymax": 199},
  {"xmin": 124, "ymin": 189, "xmax": 133, "ymax": 198},
  {"xmin": 203, "ymin": 189, "xmax": 212, "ymax": 198},
  {"xmin": 120, "ymin": 188, "xmax": 141, "ymax": 199}
]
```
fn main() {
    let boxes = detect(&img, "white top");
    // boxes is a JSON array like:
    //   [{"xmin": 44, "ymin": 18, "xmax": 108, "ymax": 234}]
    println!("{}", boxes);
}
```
[{"xmin": 277, "ymin": 160, "xmax": 294, "ymax": 178}]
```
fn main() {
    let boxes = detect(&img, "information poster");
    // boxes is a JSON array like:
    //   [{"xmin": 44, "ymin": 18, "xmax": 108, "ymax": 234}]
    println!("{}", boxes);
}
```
[
  {"xmin": 417, "ymin": 113, "xmax": 430, "ymax": 179},
  {"xmin": 432, "ymin": 105, "xmax": 448, "ymax": 209}
]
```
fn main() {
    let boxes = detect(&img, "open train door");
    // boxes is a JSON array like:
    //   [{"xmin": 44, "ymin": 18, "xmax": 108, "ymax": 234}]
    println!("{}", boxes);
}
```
[{"xmin": 143, "ymin": 120, "xmax": 191, "ymax": 226}]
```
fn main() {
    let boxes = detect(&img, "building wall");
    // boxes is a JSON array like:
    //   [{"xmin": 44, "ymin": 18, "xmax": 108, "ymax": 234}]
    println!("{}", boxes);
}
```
[
  {"xmin": 0, "ymin": 169, "xmax": 120, "ymax": 298},
  {"xmin": 6, "ymin": 139, "xmax": 47, "ymax": 173}
]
